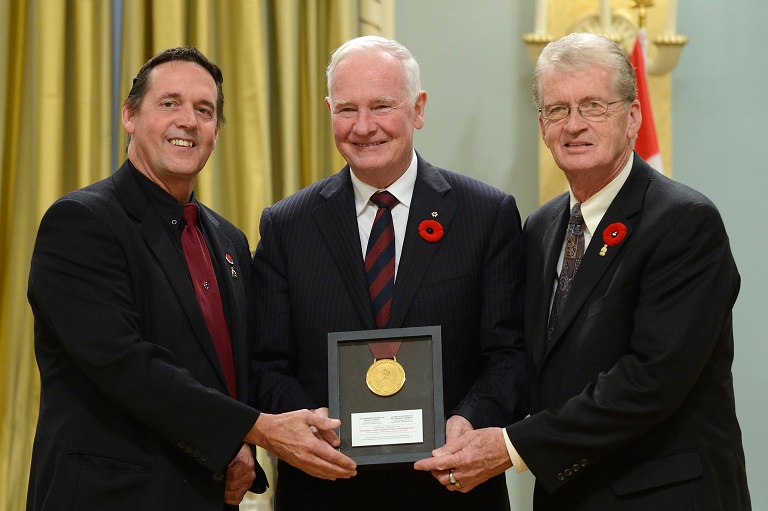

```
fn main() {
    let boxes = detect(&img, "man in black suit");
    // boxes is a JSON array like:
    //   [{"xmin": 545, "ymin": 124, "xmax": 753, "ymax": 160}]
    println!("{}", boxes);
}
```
[
  {"xmin": 26, "ymin": 47, "xmax": 355, "ymax": 511},
  {"xmin": 415, "ymin": 32, "xmax": 751, "ymax": 510},
  {"xmin": 250, "ymin": 36, "xmax": 527, "ymax": 510}
]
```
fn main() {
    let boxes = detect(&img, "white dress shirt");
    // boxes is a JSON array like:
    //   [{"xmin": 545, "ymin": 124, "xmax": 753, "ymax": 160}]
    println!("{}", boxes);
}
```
[{"xmin": 350, "ymin": 150, "xmax": 418, "ymax": 282}]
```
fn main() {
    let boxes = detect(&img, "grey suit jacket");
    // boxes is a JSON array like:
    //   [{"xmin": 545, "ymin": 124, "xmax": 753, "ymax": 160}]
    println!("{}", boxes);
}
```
[
  {"xmin": 27, "ymin": 161, "xmax": 265, "ymax": 511},
  {"xmin": 508, "ymin": 154, "xmax": 750, "ymax": 510},
  {"xmin": 251, "ymin": 154, "xmax": 527, "ymax": 510}
]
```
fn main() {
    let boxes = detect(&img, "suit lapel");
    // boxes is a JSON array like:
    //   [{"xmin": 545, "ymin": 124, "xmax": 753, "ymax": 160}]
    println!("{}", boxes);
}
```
[
  {"xmin": 312, "ymin": 168, "xmax": 377, "ymax": 329},
  {"xmin": 112, "ymin": 164, "xmax": 230, "ymax": 391},
  {"xmin": 543, "ymin": 158, "xmax": 651, "ymax": 359},
  {"xmin": 389, "ymin": 158, "xmax": 455, "ymax": 328}
]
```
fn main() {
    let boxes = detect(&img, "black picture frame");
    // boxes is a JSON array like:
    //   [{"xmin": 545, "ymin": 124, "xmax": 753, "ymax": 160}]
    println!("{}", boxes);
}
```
[{"xmin": 328, "ymin": 326, "xmax": 444, "ymax": 467}]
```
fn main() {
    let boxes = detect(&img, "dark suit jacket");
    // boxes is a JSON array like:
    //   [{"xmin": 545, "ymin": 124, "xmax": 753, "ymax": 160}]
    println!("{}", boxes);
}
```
[
  {"xmin": 251, "ymin": 154, "xmax": 527, "ymax": 510},
  {"xmin": 27, "ymin": 161, "xmax": 266, "ymax": 511},
  {"xmin": 507, "ymin": 155, "xmax": 750, "ymax": 510}
]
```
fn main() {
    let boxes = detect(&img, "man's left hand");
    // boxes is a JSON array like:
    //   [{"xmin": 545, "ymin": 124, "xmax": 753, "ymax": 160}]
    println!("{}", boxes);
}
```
[
  {"xmin": 413, "ymin": 427, "xmax": 512, "ymax": 493},
  {"xmin": 445, "ymin": 414, "xmax": 474, "ymax": 443},
  {"xmin": 224, "ymin": 443, "xmax": 256, "ymax": 505}
]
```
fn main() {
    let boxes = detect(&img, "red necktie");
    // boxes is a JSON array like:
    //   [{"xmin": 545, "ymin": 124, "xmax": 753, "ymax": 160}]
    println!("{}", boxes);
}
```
[
  {"xmin": 364, "ymin": 191, "xmax": 398, "ymax": 328},
  {"xmin": 181, "ymin": 203, "xmax": 237, "ymax": 398}
]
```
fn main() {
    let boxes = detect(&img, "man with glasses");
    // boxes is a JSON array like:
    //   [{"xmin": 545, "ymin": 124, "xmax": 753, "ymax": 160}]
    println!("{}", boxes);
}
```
[{"xmin": 416, "ymin": 32, "xmax": 750, "ymax": 510}]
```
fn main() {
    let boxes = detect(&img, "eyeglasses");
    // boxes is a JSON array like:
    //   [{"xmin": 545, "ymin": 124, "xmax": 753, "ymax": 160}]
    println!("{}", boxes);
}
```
[{"xmin": 539, "ymin": 99, "xmax": 626, "ymax": 122}]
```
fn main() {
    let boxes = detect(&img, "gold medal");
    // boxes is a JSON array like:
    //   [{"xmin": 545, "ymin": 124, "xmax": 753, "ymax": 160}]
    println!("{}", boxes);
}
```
[{"xmin": 366, "ymin": 357, "xmax": 406, "ymax": 396}]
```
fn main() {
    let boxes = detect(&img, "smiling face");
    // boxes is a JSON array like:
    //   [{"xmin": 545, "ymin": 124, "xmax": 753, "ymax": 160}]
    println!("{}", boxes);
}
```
[
  {"xmin": 539, "ymin": 65, "xmax": 641, "ymax": 193},
  {"xmin": 326, "ymin": 51, "xmax": 426, "ymax": 189},
  {"xmin": 122, "ymin": 60, "xmax": 219, "ymax": 202}
]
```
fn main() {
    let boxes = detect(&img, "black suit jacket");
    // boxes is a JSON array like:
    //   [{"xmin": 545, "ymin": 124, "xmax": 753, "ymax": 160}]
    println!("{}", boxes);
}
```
[
  {"xmin": 27, "ymin": 161, "xmax": 266, "ymax": 511},
  {"xmin": 251, "ymin": 154, "xmax": 527, "ymax": 510},
  {"xmin": 507, "ymin": 155, "xmax": 750, "ymax": 510}
]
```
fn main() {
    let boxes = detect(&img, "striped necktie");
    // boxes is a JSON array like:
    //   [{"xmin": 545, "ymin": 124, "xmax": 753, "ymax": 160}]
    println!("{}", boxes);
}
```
[{"xmin": 364, "ymin": 191, "xmax": 399, "ymax": 328}]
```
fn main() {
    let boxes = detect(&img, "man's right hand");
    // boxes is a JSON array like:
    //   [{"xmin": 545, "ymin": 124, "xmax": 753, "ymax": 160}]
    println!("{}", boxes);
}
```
[{"xmin": 246, "ymin": 410, "xmax": 357, "ymax": 480}]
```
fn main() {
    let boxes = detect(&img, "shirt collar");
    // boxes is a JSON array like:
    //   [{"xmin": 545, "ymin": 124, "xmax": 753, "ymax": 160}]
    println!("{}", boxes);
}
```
[
  {"xmin": 569, "ymin": 153, "xmax": 634, "ymax": 236},
  {"xmin": 129, "ymin": 159, "xmax": 188, "ymax": 231},
  {"xmin": 351, "ymin": 150, "xmax": 417, "ymax": 216}
]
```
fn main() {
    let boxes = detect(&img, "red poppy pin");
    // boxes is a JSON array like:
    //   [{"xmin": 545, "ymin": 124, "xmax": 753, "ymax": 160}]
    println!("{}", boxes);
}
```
[
  {"xmin": 225, "ymin": 253, "xmax": 237, "ymax": 278},
  {"xmin": 599, "ymin": 222, "xmax": 627, "ymax": 256},
  {"xmin": 418, "ymin": 219, "xmax": 444, "ymax": 243}
]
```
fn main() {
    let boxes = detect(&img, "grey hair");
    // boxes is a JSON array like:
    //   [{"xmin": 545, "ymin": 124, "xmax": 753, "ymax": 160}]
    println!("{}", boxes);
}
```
[
  {"xmin": 326, "ymin": 35, "xmax": 421, "ymax": 105},
  {"xmin": 533, "ymin": 32, "xmax": 637, "ymax": 109}
]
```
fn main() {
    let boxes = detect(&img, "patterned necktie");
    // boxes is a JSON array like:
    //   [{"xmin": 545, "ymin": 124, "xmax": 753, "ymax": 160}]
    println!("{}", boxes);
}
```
[
  {"xmin": 181, "ymin": 203, "xmax": 237, "ymax": 398},
  {"xmin": 364, "ymin": 191, "xmax": 399, "ymax": 328},
  {"xmin": 545, "ymin": 203, "xmax": 584, "ymax": 347}
]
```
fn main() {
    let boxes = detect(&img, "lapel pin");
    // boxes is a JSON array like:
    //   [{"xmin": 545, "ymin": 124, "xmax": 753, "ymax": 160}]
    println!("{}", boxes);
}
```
[
  {"xmin": 418, "ymin": 219, "xmax": 444, "ymax": 243},
  {"xmin": 431, "ymin": 211, "xmax": 438, "ymax": 217},
  {"xmin": 600, "ymin": 222, "xmax": 628, "ymax": 256},
  {"xmin": 231, "ymin": 267, "xmax": 238, "ymax": 279},
  {"xmin": 225, "ymin": 253, "xmax": 234, "ymax": 264}
]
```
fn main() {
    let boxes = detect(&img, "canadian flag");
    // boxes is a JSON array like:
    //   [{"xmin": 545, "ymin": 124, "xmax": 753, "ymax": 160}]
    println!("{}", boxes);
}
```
[{"xmin": 630, "ymin": 29, "xmax": 664, "ymax": 174}]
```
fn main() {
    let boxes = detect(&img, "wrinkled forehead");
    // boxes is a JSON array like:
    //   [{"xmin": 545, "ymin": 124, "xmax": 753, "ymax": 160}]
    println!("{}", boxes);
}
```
[
  {"xmin": 148, "ymin": 60, "xmax": 216, "ymax": 89},
  {"xmin": 330, "ymin": 52, "xmax": 408, "ymax": 99},
  {"xmin": 540, "ymin": 65, "xmax": 616, "ymax": 103}
]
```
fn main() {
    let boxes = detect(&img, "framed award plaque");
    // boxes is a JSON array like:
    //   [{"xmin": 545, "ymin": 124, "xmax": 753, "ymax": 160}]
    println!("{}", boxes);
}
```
[{"xmin": 327, "ymin": 326, "xmax": 444, "ymax": 467}]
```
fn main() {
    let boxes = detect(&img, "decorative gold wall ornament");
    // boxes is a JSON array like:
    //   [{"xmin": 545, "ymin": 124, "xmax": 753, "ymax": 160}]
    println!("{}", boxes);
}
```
[{"xmin": 524, "ymin": 0, "xmax": 686, "ymax": 76}]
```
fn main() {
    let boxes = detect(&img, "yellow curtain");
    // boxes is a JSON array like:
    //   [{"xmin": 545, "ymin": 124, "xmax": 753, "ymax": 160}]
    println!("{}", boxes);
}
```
[
  {"xmin": 0, "ymin": 1, "xmax": 357, "ymax": 508},
  {"xmin": 0, "ymin": 0, "xmax": 113, "ymax": 508},
  {"xmin": 266, "ymin": 0, "xmax": 355, "ymax": 203}
]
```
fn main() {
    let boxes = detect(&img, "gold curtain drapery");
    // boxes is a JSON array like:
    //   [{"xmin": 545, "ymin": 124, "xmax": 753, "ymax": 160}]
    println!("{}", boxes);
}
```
[
  {"xmin": 0, "ymin": 1, "xmax": 357, "ymax": 508},
  {"xmin": 0, "ymin": 2, "xmax": 113, "ymax": 509}
]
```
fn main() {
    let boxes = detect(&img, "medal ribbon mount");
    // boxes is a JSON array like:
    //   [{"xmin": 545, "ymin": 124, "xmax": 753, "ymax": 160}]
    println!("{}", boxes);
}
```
[{"xmin": 366, "ymin": 340, "xmax": 405, "ymax": 396}]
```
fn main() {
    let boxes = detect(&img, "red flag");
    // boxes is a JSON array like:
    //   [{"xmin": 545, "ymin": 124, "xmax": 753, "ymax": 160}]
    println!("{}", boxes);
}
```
[{"xmin": 630, "ymin": 29, "xmax": 664, "ymax": 174}]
